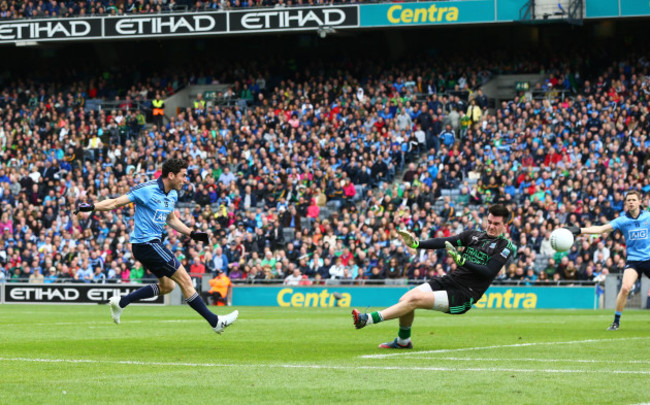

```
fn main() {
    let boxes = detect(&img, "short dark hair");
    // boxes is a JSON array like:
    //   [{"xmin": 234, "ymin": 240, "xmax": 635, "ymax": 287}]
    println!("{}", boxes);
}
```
[
  {"xmin": 624, "ymin": 190, "xmax": 642, "ymax": 202},
  {"xmin": 161, "ymin": 158, "xmax": 188, "ymax": 178},
  {"xmin": 488, "ymin": 204, "xmax": 510, "ymax": 221}
]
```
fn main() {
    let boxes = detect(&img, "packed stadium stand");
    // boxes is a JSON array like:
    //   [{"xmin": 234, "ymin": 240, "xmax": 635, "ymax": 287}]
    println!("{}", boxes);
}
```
[{"xmin": 0, "ymin": 2, "xmax": 649, "ymax": 305}]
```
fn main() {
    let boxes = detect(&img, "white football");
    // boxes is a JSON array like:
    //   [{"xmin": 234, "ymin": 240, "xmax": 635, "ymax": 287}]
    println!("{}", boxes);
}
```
[{"xmin": 550, "ymin": 228, "xmax": 574, "ymax": 252}]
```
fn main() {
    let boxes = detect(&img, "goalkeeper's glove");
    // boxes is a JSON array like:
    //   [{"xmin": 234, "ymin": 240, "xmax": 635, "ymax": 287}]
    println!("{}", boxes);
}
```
[
  {"xmin": 73, "ymin": 202, "xmax": 95, "ymax": 215},
  {"xmin": 563, "ymin": 224, "xmax": 581, "ymax": 237},
  {"xmin": 445, "ymin": 241, "xmax": 465, "ymax": 266},
  {"xmin": 190, "ymin": 231, "xmax": 209, "ymax": 243},
  {"xmin": 397, "ymin": 230, "xmax": 419, "ymax": 249}
]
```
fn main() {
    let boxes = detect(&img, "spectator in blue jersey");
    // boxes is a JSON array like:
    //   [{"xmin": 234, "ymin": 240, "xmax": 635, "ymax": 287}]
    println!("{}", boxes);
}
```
[
  {"xmin": 44, "ymin": 267, "xmax": 58, "ymax": 283},
  {"xmin": 439, "ymin": 124, "xmax": 456, "ymax": 148},
  {"xmin": 563, "ymin": 190, "xmax": 650, "ymax": 331},
  {"xmin": 74, "ymin": 158, "xmax": 238, "ymax": 335}
]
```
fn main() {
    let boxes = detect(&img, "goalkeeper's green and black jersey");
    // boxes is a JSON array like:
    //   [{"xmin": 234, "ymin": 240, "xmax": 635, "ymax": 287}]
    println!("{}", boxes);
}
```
[{"xmin": 438, "ymin": 230, "xmax": 516, "ymax": 302}]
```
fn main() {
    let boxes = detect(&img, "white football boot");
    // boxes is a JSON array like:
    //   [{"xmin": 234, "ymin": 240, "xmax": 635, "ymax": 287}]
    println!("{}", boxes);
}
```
[
  {"xmin": 109, "ymin": 296, "xmax": 123, "ymax": 324},
  {"xmin": 213, "ymin": 310, "xmax": 239, "ymax": 334}
]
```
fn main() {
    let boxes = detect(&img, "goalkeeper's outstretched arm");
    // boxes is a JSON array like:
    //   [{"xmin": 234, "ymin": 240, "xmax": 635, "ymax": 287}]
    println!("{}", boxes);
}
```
[
  {"xmin": 397, "ymin": 230, "xmax": 458, "ymax": 250},
  {"xmin": 417, "ymin": 236, "xmax": 458, "ymax": 250}
]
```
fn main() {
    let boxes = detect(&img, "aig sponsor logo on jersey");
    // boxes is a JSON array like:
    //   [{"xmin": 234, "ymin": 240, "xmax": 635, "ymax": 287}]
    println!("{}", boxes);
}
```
[
  {"xmin": 153, "ymin": 209, "xmax": 171, "ymax": 224},
  {"xmin": 628, "ymin": 229, "xmax": 648, "ymax": 240}
]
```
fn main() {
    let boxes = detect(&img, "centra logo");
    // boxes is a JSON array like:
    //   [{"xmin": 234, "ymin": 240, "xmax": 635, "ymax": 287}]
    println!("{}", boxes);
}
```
[
  {"xmin": 277, "ymin": 288, "xmax": 351, "ymax": 307},
  {"xmin": 474, "ymin": 289, "xmax": 537, "ymax": 309},
  {"xmin": 386, "ymin": 5, "xmax": 459, "ymax": 24}
]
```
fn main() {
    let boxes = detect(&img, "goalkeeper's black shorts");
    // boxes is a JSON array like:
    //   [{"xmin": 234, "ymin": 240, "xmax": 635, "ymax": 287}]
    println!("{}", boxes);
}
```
[{"xmin": 428, "ymin": 277, "xmax": 475, "ymax": 315}]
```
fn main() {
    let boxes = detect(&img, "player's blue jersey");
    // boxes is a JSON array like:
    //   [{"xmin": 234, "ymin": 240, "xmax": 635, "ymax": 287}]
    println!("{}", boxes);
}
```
[
  {"xmin": 127, "ymin": 177, "xmax": 178, "ymax": 244},
  {"xmin": 610, "ymin": 211, "xmax": 650, "ymax": 262}
]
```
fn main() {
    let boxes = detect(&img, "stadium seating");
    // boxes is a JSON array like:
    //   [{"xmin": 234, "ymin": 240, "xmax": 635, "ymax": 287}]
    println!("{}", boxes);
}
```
[{"xmin": 0, "ymin": 47, "xmax": 646, "ymax": 287}]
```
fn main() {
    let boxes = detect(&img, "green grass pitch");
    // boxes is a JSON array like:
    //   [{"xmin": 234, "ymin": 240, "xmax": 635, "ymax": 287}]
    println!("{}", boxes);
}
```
[{"xmin": 1, "ymin": 304, "xmax": 649, "ymax": 404}]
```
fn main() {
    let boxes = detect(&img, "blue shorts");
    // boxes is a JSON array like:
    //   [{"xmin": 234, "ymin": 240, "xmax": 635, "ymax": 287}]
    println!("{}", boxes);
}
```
[
  {"xmin": 132, "ymin": 239, "xmax": 180, "ymax": 279},
  {"xmin": 625, "ymin": 260, "xmax": 650, "ymax": 279}
]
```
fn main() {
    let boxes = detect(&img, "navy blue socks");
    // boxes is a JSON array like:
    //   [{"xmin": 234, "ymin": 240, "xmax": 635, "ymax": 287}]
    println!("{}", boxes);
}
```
[
  {"xmin": 119, "ymin": 284, "xmax": 160, "ymax": 308},
  {"xmin": 187, "ymin": 293, "xmax": 219, "ymax": 328}
]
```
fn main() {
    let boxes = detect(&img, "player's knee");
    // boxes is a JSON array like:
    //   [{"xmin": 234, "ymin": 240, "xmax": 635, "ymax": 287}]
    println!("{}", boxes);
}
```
[
  {"xmin": 176, "ymin": 278, "xmax": 196, "ymax": 295},
  {"xmin": 398, "ymin": 292, "xmax": 413, "ymax": 304},
  {"xmin": 158, "ymin": 282, "xmax": 174, "ymax": 295},
  {"xmin": 620, "ymin": 284, "xmax": 632, "ymax": 295},
  {"xmin": 400, "ymin": 292, "xmax": 421, "ymax": 307}
]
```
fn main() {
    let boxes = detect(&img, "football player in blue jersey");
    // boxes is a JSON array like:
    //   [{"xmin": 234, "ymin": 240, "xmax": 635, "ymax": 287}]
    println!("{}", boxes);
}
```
[
  {"xmin": 75, "ymin": 158, "xmax": 238, "ymax": 334},
  {"xmin": 565, "ymin": 190, "xmax": 650, "ymax": 331}
]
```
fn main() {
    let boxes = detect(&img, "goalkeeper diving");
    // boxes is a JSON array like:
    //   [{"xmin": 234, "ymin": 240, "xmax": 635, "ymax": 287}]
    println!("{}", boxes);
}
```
[{"xmin": 351, "ymin": 204, "xmax": 515, "ymax": 348}]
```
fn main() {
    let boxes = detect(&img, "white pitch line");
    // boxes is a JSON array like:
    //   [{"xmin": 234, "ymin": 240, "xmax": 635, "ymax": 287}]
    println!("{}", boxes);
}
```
[
  {"xmin": 0, "ymin": 357, "xmax": 649, "ymax": 375},
  {"xmin": 0, "ymin": 319, "xmax": 198, "ymax": 327},
  {"xmin": 410, "ymin": 357, "xmax": 650, "ymax": 364},
  {"xmin": 360, "ymin": 337, "xmax": 650, "ymax": 359}
]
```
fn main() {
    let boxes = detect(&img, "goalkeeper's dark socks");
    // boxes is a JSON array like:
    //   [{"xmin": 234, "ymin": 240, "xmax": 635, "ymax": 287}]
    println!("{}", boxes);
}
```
[
  {"xmin": 397, "ymin": 326, "xmax": 412, "ymax": 346},
  {"xmin": 187, "ymin": 292, "xmax": 219, "ymax": 328},
  {"xmin": 119, "ymin": 284, "xmax": 160, "ymax": 308},
  {"xmin": 614, "ymin": 311, "xmax": 622, "ymax": 325},
  {"xmin": 365, "ymin": 311, "xmax": 384, "ymax": 325}
]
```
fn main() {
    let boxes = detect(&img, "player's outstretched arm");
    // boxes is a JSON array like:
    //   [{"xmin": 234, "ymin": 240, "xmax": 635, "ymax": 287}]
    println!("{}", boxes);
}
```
[
  {"xmin": 563, "ymin": 224, "xmax": 581, "ymax": 236},
  {"xmin": 74, "ymin": 195, "xmax": 131, "ymax": 214},
  {"xmin": 574, "ymin": 223, "xmax": 613, "ymax": 236},
  {"xmin": 397, "ymin": 229, "xmax": 461, "ymax": 250}
]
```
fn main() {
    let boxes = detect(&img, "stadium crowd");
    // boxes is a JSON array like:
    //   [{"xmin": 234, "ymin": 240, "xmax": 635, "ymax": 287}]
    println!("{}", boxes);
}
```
[{"xmin": 1, "ymin": 51, "xmax": 649, "ymax": 289}]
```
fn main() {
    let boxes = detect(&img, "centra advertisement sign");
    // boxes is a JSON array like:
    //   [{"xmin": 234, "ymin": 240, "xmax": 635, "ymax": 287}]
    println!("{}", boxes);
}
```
[
  {"xmin": 232, "ymin": 286, "xmax": 596, "ymax": 309},
  {"xmin": 360, "ymin": 1, "xmax": 496, "ymax": 27}
]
